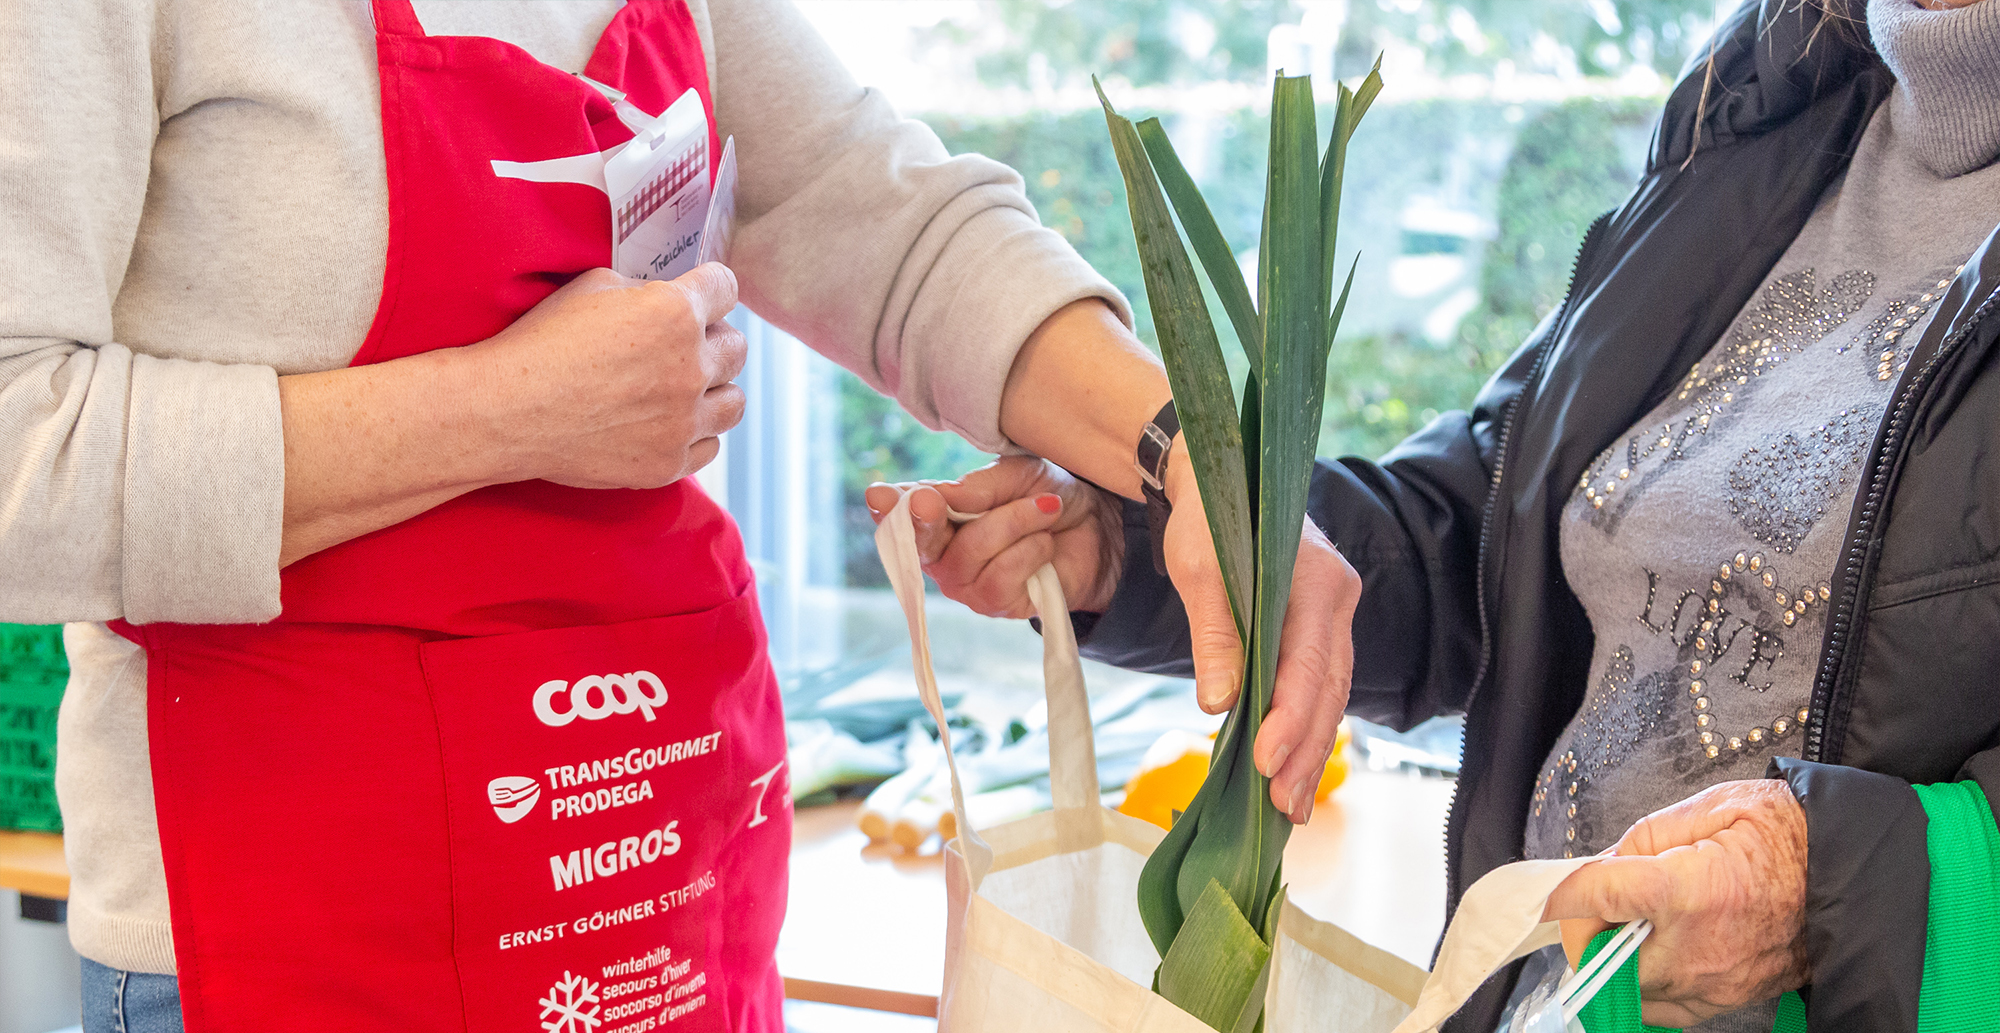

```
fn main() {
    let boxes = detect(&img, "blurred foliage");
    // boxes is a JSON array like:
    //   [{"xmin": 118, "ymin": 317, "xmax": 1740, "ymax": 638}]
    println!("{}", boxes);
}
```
[
  {"xmin": 922, "ymin": 0, "xmax": 1295, "ymax": 89},
  {"xmin": 830, "ymin": 0, "xmax": 1689, "ymax": 584},
  {"xmin": 1323, "ymin": 97, "xmax": 1655, "ymax": 457},
  {"xmin": 1336, "ymin": 0, "xmax": 1722, "ymax": 79},
  {"xmin": 1457, "ymin": 97, "xmax": 1656, "ymax": 377},
  {"xmin": 838, "ymin": 374, "xmax": 990, "ymax": 587},
  {"xmin": 923, "ymin": 0, "xmax": 1723, "ymax": 88},
  {"xmin": 933, "ymin": 110, "xmax": 1155, "ymax": 343},
  {"xmin": 832, "ymin": 94, "xmax": 1652, "ymax": 582}
]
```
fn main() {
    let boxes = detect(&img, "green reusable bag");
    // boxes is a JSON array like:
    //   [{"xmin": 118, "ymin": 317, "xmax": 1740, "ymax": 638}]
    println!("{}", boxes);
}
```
[
  {"xmin": 1579, "ymin": 779, "xmax": 2000, "ymax": 1033},
  {"xmin": 1573, "ymin": 928, "xmax": 1806, "ymax": 1033},
  {"xmin": 1909, "ymin": 780, "xmax": 2000, "ymax": 1033}
]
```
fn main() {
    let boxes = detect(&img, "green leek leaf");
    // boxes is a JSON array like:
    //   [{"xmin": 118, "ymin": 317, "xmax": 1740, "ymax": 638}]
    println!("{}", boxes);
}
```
[
  {"xmin": 1252, "ymin": 72, "xmax": 1328, "ymax": 659},
  {"xmin": 1095, "ymin": 79, "xmax": 1255, "ymax": 649},
  {"xmin": 1260, "ymin": 882, "xmax": 1287, "ymax": 945},
  {"xmin": 1328, "ymin": 255, "xmax": 1359, "ymax": 357},
  {"xmin": 1139, "ymin": 766, "xmax": 1206, "ymax": 954},
  {"xmin": 1228, "ymin": 883, "xmax": 1287, "ymax": 1033},
  {"xmin": 1228, "ymin": 955, "xmax": 1274, "ymax": 1033},
  {"xmin": 1319, "ymin": 55, "xmax": 1383, "ymax": 323},
  {"xmin": 1157, "ymin": 879, "xmax": 1271, "ymax": 1032},
  {"xmin": 1136, "ymin": 118, "xmax": 1263, "ymax": 371},
  {"xmin": 1238, "ymin": 373, "xmax": 1260, "ymax": 505},
  {"xmin": 1095, "ymin": 65, "xmax": 1380, "ymax": 1017}
]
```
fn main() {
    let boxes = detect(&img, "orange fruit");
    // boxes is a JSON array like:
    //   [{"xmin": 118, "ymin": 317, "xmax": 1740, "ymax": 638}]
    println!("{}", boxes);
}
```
[
  {"xmin": 1314, "ymin": 723, "xmax": 1353, "ymax": 802},
  {"xmin": 1117, "ymin": 730, "xmax": 1212, "ymax": 830},
  {"xmin": 1118, "ymin": 722, "xmax": 1354, "ymax": 831}
]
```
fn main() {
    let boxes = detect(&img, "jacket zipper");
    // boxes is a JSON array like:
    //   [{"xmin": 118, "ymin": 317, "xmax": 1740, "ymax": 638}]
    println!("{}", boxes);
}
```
[
  {"xmin": 1804, "ymin": 279, "xmax": 2000, "ymax": 763},
  {"xmin": 1467, "ymin": 210, "xmax": 1613, "ymax": 697},
  {"xmin": 1445, "ymin": 210, "xmax": 1613, "ymax": 906}
]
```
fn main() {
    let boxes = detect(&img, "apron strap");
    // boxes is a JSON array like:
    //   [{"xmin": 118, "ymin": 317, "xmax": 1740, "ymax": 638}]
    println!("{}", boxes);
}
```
[{"xmin": 370, "ymin": 0, "xmax": 425, "ymax": 38}]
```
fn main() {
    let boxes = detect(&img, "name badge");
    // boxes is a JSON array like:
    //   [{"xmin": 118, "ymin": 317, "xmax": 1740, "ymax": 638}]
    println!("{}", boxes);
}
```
[{"xmin": 602, "ymin": 87, "xmax": 710, "ymax": 282}]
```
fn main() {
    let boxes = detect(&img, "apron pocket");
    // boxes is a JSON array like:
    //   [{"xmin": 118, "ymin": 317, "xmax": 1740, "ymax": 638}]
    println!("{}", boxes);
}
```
[{"xmin": 419, "ymin": 597, "xmax": 789, "ymax": 1033}]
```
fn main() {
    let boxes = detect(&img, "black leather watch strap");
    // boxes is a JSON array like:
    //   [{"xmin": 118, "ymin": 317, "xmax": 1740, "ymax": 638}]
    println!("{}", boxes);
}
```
[{"xmin": 1136, "ymin": 400, "xmax": 1178, "ymax": 575}]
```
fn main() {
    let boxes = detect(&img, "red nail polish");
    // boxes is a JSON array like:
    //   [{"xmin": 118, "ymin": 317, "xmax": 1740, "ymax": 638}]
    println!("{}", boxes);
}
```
[{"xmin": 1035, "ymin": 494, "xmax": 1061, "ymax": 515}]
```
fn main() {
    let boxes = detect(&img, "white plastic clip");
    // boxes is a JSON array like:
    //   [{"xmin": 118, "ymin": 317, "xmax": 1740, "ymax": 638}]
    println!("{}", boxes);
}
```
[{"xmin": 1558, "ymin": 919, "xmax": 1652, "ymax": 1024}]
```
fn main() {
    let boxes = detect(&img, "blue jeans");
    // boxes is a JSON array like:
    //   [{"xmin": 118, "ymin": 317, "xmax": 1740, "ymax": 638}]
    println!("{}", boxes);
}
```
[{"xmin": 81, "ymin": 958, "xmax": 183, "ymax": 1033}]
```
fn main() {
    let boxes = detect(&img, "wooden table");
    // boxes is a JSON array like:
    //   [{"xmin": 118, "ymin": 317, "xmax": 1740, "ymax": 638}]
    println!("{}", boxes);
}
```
[
  {"xmin": 778, "ymin": 802, "xmax": 954, "ymax": 1016},
  {"xmin": 0, "ymin": 767, "xmax": 1453, "ymax": 1017},
  {"xmin": 776, "ymin": 765, "xmax": 1453, "ymax": 1016},
  {"xmin": 0, "ymin": 831, "xmax": 66, "ymax": 901}
]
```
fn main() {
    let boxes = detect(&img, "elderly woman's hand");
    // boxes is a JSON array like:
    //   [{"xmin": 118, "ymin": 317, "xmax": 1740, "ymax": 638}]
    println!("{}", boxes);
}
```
[{"xmin": 1542, "ymin": 779, "xmax": 1809, "ymax": 1028}]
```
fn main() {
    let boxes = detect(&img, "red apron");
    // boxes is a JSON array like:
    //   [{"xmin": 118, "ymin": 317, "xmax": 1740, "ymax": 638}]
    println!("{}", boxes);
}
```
[{"xmin": 109, "ymin": 4, "xmax": 790, "ymax": 1030}]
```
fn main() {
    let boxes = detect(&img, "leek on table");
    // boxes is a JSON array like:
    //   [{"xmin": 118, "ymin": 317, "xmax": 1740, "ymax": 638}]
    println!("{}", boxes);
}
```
[
  {"xmin": 885, "ymin": 680, "xmax": 1184, "ymax": 850},
  {"xmin": 939, "ymin": 782, "xmax": 1054, "ymax": 843},
  {"xmin": 1097, "ymin": 59, "xmax": 1381, "ymax": 1031},
  {"xmin": 858, "ymin": 720, "xmax": 942, "ymax": 844},
  {"xmin": 793, "ymin": 685, "xmax": 964, "ymax": 744},
  {"xmin": 890, "ymin": 766, "xmax": 956, "ymax": 849},
  {"xmin": 784, "ymin": 719, "xmax": 905, "ymax": 801}
]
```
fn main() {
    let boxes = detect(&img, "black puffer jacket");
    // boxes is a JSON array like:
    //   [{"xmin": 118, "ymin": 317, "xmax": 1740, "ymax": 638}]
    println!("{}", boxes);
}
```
[{"xmin": 1080, "ymin": 2, "xmax": 2000, "ymax": 1029}]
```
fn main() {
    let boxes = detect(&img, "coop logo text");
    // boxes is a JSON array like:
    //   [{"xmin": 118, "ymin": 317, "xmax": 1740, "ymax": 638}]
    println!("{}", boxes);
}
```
[{"xmin": 534, "ymin": 672, "xmax": 669, "ymax": 728}]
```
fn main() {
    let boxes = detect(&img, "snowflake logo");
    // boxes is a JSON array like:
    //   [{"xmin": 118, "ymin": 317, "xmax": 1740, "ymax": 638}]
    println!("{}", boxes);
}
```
[{"xmin": 539, "ymin": 970, "xmax": 603, "ymax": 1033}]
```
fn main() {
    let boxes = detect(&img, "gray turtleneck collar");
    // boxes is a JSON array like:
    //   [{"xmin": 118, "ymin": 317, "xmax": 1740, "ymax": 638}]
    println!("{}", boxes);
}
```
[{"xmin": 1871, "ymin": 0, "xmax": 2000, "ymax": 176}]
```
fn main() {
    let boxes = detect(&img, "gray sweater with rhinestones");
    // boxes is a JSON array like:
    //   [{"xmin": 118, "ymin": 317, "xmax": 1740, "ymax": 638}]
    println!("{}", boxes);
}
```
[{"xmin": 1518, "ymin": 0, "xmax": 2000, "ymax": 1028}]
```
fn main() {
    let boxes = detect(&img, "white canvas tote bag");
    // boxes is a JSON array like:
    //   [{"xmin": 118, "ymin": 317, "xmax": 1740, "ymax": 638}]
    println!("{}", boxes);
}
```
[
  {"xmin": 874, "ymin": 493, "xmax": 1427, "ymax": 1032},
  {"xmin": 1389, "ymin": 857, "xmax": 1602, "ymax": 1033}
]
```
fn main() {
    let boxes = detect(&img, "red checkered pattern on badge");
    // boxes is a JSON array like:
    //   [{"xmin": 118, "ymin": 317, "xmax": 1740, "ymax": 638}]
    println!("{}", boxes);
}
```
[{"xmin": 615, "ymin": 143, "xmax": 703, "ymax": 244}]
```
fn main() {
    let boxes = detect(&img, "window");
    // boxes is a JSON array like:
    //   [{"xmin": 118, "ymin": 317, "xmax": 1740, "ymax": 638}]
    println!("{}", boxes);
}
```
[{"xmin": 721, "ymin": 0, "xmax": 1739, "ymax": 767}]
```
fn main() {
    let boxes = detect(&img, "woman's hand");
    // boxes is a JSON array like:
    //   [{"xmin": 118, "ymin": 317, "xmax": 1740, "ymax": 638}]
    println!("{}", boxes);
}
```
[
  {"xmin": 866, "ymin": 453, "xmax": 1362, "ymax": 825},
  {"xmin": 1542, "ymin": 779, "xmax": 1810, "ymax": 1027},
  {"xmin": 469, "ymin": 263, "xmax": 747, "ymax": 489},
  {"xmin": 1159, "ymin": 463, "xmax": 1360, "ymax": 823},
  {"xmin": 862, "ymin": 456, "xmax": 1123, "ymax": 618},
  {"xmin": 278, "ymin": 263, "xmax": 746, "ymax": 565}
]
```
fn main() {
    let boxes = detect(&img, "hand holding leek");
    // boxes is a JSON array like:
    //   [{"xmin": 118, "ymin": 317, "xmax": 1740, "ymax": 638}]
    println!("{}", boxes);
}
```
[{"xmin": 1098, "ymin": 61, "xmax": 1382, "ymax": 1031}]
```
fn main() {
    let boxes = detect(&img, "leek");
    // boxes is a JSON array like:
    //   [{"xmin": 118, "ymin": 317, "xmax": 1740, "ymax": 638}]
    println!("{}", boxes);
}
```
[
  {"xmin": 784, "ymin": 719, "xmax": 905, "ymax": 800},
  {"xmin": 858, "ymin": 720, "xmax": 942, "ymax": 844},
  {"xmin": 1097, "ymin": 58, "xmax": 1382, "ymax": 1031}
]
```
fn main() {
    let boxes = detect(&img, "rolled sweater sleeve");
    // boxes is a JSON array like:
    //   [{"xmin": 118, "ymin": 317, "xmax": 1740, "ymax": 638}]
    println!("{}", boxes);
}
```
[
  {"xmin": 0, "ymin": 0, "xmax": 284, "ymax": 625},
  {"xmin": 705, "ymin": 0, "xmax": 1130, "ymax": 453}
]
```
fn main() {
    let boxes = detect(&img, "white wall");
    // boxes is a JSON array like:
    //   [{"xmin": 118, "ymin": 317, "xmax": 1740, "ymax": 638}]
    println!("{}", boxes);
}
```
[{"xmin": 0, "ymin": 892, "xmax": 79, "ymax": 1033}]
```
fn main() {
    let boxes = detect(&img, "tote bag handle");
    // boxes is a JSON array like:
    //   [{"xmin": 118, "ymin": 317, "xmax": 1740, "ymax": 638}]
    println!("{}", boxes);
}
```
[{"xmin": 872, "ymin": 492, "xmax": 1102, "ymax": 886}]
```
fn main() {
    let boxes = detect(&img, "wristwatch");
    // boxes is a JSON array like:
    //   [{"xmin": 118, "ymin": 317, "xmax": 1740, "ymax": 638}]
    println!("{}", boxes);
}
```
[{"xmin": 1135, "ymin": 400, "xmax": 1179, "ymax": 575}]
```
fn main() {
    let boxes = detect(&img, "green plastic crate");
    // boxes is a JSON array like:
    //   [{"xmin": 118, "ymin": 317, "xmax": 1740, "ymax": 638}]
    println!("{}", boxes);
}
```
[{"xmin": 0, "ymin": 623, "xmax": 66, "ymax": 833}]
